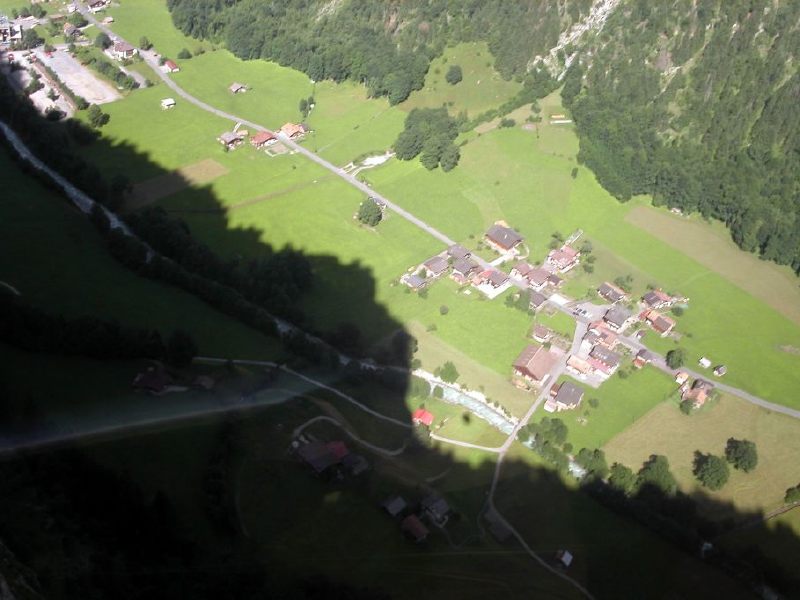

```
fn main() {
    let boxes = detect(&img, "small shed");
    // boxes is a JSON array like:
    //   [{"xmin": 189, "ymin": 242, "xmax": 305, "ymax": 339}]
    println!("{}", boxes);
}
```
[
  {"xmin": 555, "ymin": 549, "xmax": 573, "ymax": 568},
  {"xmin": 382, "ymin": 496, "xmax": 407, "ymax": 517},
  {"xmin": 229, "ymin": 82, "xmax": 247, "ymax": 94},
  {"xmin": 160, "ymin": 98, "xmax": 176, "ymax": 110}
]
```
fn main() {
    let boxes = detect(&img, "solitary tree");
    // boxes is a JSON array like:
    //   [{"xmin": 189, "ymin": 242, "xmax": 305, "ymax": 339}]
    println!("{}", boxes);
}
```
[
  {"xmin": 693, "ymin": 453, "xmax": 729, "ymax": 490},
  {"xmin": 139, "ymin": 36, "xmax": 152, "ymax": 50},
  {"xmin": 445, "ymin": 65, "xmax": 463, "ymax": 85},
  {"xmin": 437, "ymin": 361, "xmax": 459, "ymax": 383},
  {"xmin": 785, "ymin": 485, "xmax": 800, "ymax": 504},
  {"xmin": 299, "ymin": 98, "xmax": 308, "ymax": 117},
  {"xmin": 665, "ymin": 347, "xmax": 686, "ymax": 369},
  {"xmin": 95, "ymin": 32, "xmax": 112, "ymax": 49},
  {"xmin": 356, "ymin": 199, "xmax": 382, "ymax": 227},
  {"xmin": 725, "ymin": 438, "xmax": 758, "ymax": 472},
  {"xmin": 177, "ymin": 48, "xmax": 192, "ymax": 60}
]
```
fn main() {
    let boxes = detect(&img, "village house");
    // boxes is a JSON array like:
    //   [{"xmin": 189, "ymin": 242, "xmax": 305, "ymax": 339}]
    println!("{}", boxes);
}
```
[
  {"xmin": 401, "ymin": 514, "xmax": 429, "ymax": 542},
  {"xmin": 451, "ymin": 257, "xmax": 479, "ymax": 283},
  {"xmin": 532, "ymin": 325, "xmax": 552, "ymax": 343},
  {"xmin": 529, "ymin": 291, "xmax": 547, "ymax": 312},
  {"xmin": 475, "ymin": 268, "xmax": 509, "ymax": 290},
  {"xmin": 546, "ymin": 245, "xmax": 580, "ymax": 273},
  {"xmin": 132, "ymin": 367, "xmax": 172, "ymax": 395},
  {"xmin": 447, "ymin": 244, "xmax": 471, "ymax": 261},
  {"xmin": 566, "ymin": 354, "xmax": 593, "ymax": 377},
  {"xmin": 682, "ymin": 379, "xmax": 715, "ymax": 408},
  {"xmin": 598, "ymin": 281, "xmax": 628, "ymax": 304},
  {"xmin": 642, "ymin": 309, "xmax": 675, "ymax": 337},
  {"xmin": 603, "ymin": 305, "xmax": 634, "ymax": 332},
  {"xmin": 401, "ymin": 272, "xmax": 427, "ymax": 292},
  {"xmin": 633, "ymin": 348, "xmax": 654, "ymax": 369},
  {"xmin": 423, "ymin": 255, "xmax": 449, "ymax": 278},
  {"xmin": 250, "ymin": 130, "xmax": 277, "ymax": 148},
  {"xmin": 713, "ymin": 365, "xmax": 727, "ymax": 377},
  {"xmin": 163, "ymin": 59, "xmax": 180, "ymax": 73},
  {"xmin": 545, "ymin": 381, "xmax": 584, "ymax": 412},
  {"xmin": 675, "ymin": 371, "xmax": 690, "ymax": 385},
  {"xmin": 160, "ymin": 98, "xmax": 176, "ymax": 110},
  {"xmin": 296, "ymin": 440, "xmax": 350, "ymax": 476},
  {"xmin": 510, "ymin": 260, "xmax": 535, "ymax": 281},
  {"xmin": 585, "ymin": 321, "xmax": 619, "ymax": 350},
  {"xmin": 526, "ymin": 267, "xmax": 552, "ymax": 291},
  {"xmin": 512, "ymin": 345, "xmax": 559, "ymax": 388},
  {"xmin": 63, "ymin": 22, "xmax": 79, "ymax": 38},
  {"xmin": 229, "ymin": 82, "xmax": 247, "ymax": 94},
  {"xmin": 421, "ymin": 494, "xmax": 451, "ymax": 526},
  {"xmin": 280, "ymin": 122, "xmax": 308, "ymax": 139},
  {"xmin": 412, "ymin": 408, "xmax": 434, "ymax": 427},
  {"xmin": 218, "ymin": 130, "xmax": 246, "ymax": 150},
  {"xmin": 642, "ymin": 288, "xmax": 686, "ymax": 310},
  {"xmin": 484, "ymin": 223, "xmax": 523, "ymax": 254},
  {"xmin": 547, "ymin": 273, "xmax": 564, "ymax": 288},
  {"xmin": 113, "ymin": 41, "xmax": 137, "ymax": 60},
  {"xmin": 588, "ymin": 345, "xmax": 622, "ymax": 379},
  {"xmin": 88, "ymin": 0, "xmax": 109, "ymax": 13},
  {"xmin": 0, "ymin": 15, "xmax": 22, "ymax": 45},
  {"xmin": 382, "ymin": 496, "xmax": 407, "ymax": 518}
]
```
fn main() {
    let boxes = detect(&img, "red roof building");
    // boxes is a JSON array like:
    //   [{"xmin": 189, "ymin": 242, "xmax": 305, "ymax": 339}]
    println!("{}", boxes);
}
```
[
  {"xmin": 412, "ymin": 408, "xmax": 435, "ymax": 427},
  {"xmin": 326, "ymin": 441, "xmax": 350, "ymax": 460},
  {"xmin": 251, "ymin": 130, "xmax": 277, "ymax": 148},
  {"xmin": 164, "ymin": 59, "xmax": 180, "ymax": 72}
]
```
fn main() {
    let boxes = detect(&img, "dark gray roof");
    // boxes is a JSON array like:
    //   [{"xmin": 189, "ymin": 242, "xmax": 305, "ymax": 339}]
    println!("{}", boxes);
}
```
[
  {"xmin": 589, "ymin": 345, "xmax": 621, "ymax": 368},
  {"xmin": 297, "ymin": 441, "xmax": 338, "ymax": 474},
  {"xmin": 382, "ymin": 495, "xmax": 407, "ymax": 516},
  {"xmin": 604, "ymin": 305, "xmax": 631, "ymax": 328},
  {"xmin": 488, "ymin": 270, "xmax": 509, "ymax": 287},
  {"xmin": 406, "ymin": 274, "xmax": 427, "ymax": 289},
  {"xmin": 421, "ymin": 494, "xmax": 450, "ymax": 520},
  {"xmin": 485, "ymin": 224, "xmax": 523, "ymax": 249},
  {"xmin": 598, "ymin": 282, "xmax": 625, "ymax": 302},
  {"xmin": 447, "ymin": 244, "xmax": 471, "ymax": 260},
  {"xmin": 529, "ymin": 291, "xmax": 547, "ymax": 308},
  {"xmin": 554, "ymin": 381, "xmax": 584, "ymax": 407},
  {"xmin": 424, "ymin": 255, "xmax": 449, "ymax": 274},
  {"xmin": 453, "ymin": 257, "xmax": 478, "ymax": 276}
]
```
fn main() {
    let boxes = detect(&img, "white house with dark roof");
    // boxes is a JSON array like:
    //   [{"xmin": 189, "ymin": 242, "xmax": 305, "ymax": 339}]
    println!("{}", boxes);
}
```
[{"xmin": 484, "ymin": 223, "xmax": 523, "ymax": 254}]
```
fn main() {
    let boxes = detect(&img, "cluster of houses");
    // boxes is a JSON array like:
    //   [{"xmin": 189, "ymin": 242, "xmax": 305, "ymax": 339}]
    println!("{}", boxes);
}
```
[
  {"xmin": 132, "ymin": 365, "xmax": 215, "ymax": 396},
  {"xmin": 382, "ymin": 492, "xmax": 452, "ymax": 543},
  {"xmin": 597, "ymin": 281, "xmax": 686, "ymax": 339},
  {"xmin": 217, "ymin": 120, "xmax": 307, "ymax": 152}
]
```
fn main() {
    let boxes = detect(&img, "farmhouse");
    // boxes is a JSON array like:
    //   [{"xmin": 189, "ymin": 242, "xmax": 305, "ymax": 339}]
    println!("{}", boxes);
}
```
[
  {"xmin": 484, "ymin": 223, "xmax": 523, "ymax": 254},
  {"xmin": 218, "ymin": 130, "xmax": 246, "ymax": 149},
  {"xmin": 401, "ymin": 515, "xmax": 429, "ymax": 542},
  {"xmin": 546, "ymin": 245, "xmax": 580, "ymax": 273},
  {"xmin": 412, "ymin": 408, "xmax": 434, "ymax": 427},
  {"xmin": 532, "ymin": 325, "xmax": 552, "ymax": 343},
  {"xmin": 603, "ymin": 305, "xmax": 634, "ymax": 331},
  {"xmin": 512, "ymin": 345, "xmax": 558, "ymax": 388},
  {"xmin": 88, "ymin": 0, "xmax": 109, "ymax": 13},
  {"xmin": 547, "ymin": 273, "xmax": 564, "ymax": 288},
  {"xmin": 642, "ymin": 288, "xmax": 686, "ymax": 310},
  {"xmin": 588, "ymin": 345, "xmax": 621, "ymax": 378},
  {"xmin": 423, "ymin": 255, "xmax": 449, "ymax": 278},
  {"xmin": 527, "ymin": 267, "xmax": 552, "ymax": 291},
  {"xmin": 682, "ymin": 379, "xmax": 715, "ymax": 408},
  {"xmin": 633, "ymin": 348, "xmax": 654, "ymax": 369},
  {"xmin": 63, "ymin": 23, "xmax": 79, "ymax": 37},
  {"xmin": 529, "ymin": 291, "xmax": 547, "ymax": 311},
  {"xmin": 545, "ymin": 381, "xmax": 584, "ymax": 412},
  {"xmin": 642, "ymin": 309, "xmax": 675, "ymax": 336},
  {"xmin": 401, "ymin": 273, "xmax": 427, "ymax": 292},
  {"xmin": 297, "ymin": 441, "xmax": 340, "ymax": 475},
  {"xmin": 163, "ymin": 59, "xmax": 180, "ymax": 73},
  {"xmin": 451, "ymin": 257, "xmax": 479, "ymax": 283},
  {"xmin": 132, "ymin": 367, "xmax": 172, "ymax": 395},
  {"xmin": 113, "ymin": 41, "xmax": 137, "ymax": 60},
  {"xmin": 229, "ymin": 82, "xmax": 247, "ymax": 94},
  {"xmin": 251, "ymin": 130, "xmax": 277, "ymax": 148},
  {"xmin": 280, "ymin": 122, "xmax": 308, "ymax": 139},
  {"xmin": 598, "ymin": 282, "xmax": 628, "ymax": 303},
  {"xmin": 510, "ymin": 261, "xmax": 535, "ymax": 280},
  {"xmin": 421, "ymin": 494, "xmax": 451, "ymax": 526},
  {"xmin": 382, "ymin": 496, "xmax": 407, "ymax": 517},
  {"xmin": 447, "ymin": 244, "xmax": 471, "ymax": 260},
  {"xmin": 160, "ymin": 98, "xmax": 176, "ymax": 110}
]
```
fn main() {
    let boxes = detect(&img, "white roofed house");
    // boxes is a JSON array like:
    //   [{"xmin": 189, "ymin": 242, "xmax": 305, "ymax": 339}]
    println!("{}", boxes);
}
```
[{"xmin": 160, "ymin": 98, "xmax": 176, "ymax": 110}]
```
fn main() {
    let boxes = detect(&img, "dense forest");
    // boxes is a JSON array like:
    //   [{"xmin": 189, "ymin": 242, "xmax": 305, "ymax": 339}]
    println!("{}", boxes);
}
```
[{"xmin": 167, "ymin": 0, "xmax": 800, "ymax": 274}]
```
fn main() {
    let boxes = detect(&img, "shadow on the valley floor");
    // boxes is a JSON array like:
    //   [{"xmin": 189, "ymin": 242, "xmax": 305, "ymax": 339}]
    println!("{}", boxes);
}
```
[{"xmin": 0, "ymin": 76, "xmax": 799, "ymax": 600}]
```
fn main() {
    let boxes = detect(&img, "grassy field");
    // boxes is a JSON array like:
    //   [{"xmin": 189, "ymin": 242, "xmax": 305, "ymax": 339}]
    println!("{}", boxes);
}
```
[
  {"xmin": 723, "ymin": 509, "xmax": 800, "ymax": 575},
  {"xmin": 364, "ymin": 93, "xmax": 800, "ymax": 408},
  {"xmin": 107, "ymin": 0, "xmax": 214, "ymax": 59},
  {"xmin": 0, "ymin": 148, "xmax": 281, "ymax": 359},
  {"xmin": 604, "ymin": 394, "xmax": 800, "ymax": 517},
  {"xmin": 530, "ymin": 367, "xmax": 678, "ymax": 451},
  {"xmin": 399, "ymin": 42, "xmax": 521, "ymax": 118}
]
